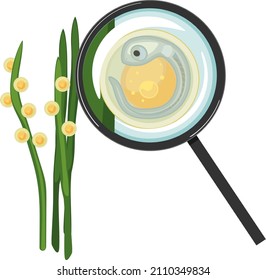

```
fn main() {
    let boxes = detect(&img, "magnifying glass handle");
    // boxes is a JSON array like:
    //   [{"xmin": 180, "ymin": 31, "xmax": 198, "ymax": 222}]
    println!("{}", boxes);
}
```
[{"xmin": 188, "ymin": 136, "xmax": 265, "ymax": 245}]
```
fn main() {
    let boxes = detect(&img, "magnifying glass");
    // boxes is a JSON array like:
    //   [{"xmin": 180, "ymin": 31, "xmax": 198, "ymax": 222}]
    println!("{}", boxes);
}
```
[{"xmin": 76, "ymin": 1, "xmax": 265, "ymax": 244}]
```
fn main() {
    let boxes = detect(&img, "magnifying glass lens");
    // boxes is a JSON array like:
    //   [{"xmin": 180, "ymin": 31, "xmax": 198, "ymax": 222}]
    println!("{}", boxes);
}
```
[
  {"xmin": 100, "ymin": 29, "xmax": 200, "ymax": 130},
  {"xmin": 78, "ymin": 2, "xmax": 223, "ymax": 149}
]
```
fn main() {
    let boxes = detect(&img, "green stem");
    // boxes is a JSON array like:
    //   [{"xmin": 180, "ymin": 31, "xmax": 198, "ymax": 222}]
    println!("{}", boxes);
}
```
[
  {"xmin": 67, "ymin": 18, "xmax": 79, "ymax": 174},
  {"xmin": 54, "ymin": 58, "xmax": 72, "ymax": 259},
  {"xmin": 59, "ymin": 30, "xmax": 68, "ymax": 119},
  {"xmin": 11, "ymin": 42, "xmax": 46, "ymax": 250},
  {"xmin": 54, "ymin": 59, "xmax": 70, "ymax": 198},
  {"xmin": 64, "ymin": 195, "xmax": 72, "ymax": 259},
  {"xmin": 62, "ymin": 18, "xmax": 79, "ymax": 260},
  {"xmin": 27, "ymin": 139, "xmax": 47, "ymax": 251},
  {"xmin": 51, "ymin": 169, "xmax": 60, "ymax": 252},
  {"xmin": 52, "ymin": 19, "xmax": 79, "ymax": 259},
  {"xmin": 52, "ymin": 30, "xmax": 69, "ymax": 252}
]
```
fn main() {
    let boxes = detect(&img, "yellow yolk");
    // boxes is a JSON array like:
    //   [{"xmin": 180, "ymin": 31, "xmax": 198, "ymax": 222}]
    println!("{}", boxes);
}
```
[
  {"xmin": 4, "ymin": 96, "xmax": 11, "ymax": 105},
  {"xmin": 4, "ymin": 58, "xmax": 14, "ymax": 72},
  {"xmin": 59, "ymin": 80, "xmax": 67, "ymax": 88},
  {"xmin": 48, "ymin": 105, "xmax": 56, "ymax": 113},
  {"xmin": 65, "ymin": 125, "xmax": 74, "ymax": 133},
  {"xmin": 18, "ymin": 131, "xmax": 27, "ymax": 140},
  {"xmin": 17, "ymin": 81, "xmax": 25, "ymax": 90},
  {"xmin": 7, "ymin": 61, "xmax": 13, "ymax": 71},
  {"xmin": 35, "ymin": 136, "xmax": 44, "ymax": 145},
  {"xmin": 121, "ymin": 57, "xmax": 176, "ymax": 109},
  {"xmin": 139, "ymin": 81, "xmax": 159, "ymax": 99},
  {"xmin": 25, "ymin": 107, "xmax": 33, "ymax": 115}
]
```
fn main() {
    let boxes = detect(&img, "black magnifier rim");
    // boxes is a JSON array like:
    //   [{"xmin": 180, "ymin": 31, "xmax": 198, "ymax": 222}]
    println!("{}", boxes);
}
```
[{"xmin": 76, "ymin": 0, "xmax": 226, "ymax": 151}]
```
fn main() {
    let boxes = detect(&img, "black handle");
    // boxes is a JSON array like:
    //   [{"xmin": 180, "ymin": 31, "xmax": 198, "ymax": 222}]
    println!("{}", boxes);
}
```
[{"xmin": 188, "ymin": 136, "xmax": 265, "ymax": 245}]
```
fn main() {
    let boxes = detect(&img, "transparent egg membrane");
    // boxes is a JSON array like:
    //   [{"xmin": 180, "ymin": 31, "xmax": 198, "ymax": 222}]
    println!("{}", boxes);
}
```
[{"xmin": 100, "ymin": 29, "xmax": 200, "ymax": 129}]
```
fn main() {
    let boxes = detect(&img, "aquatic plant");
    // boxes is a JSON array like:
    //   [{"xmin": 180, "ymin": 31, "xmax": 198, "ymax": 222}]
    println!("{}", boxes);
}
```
[
  {"xmin": 51, "ymin": 18, "xmax": 79, "ymax": 260},
  {"xmin": 1, "ymin": 18, "xmax": 79, "ymax": 259},
  {"xmin": 9, "ymin": 43, "xmax": 47, "ymax": 250}
]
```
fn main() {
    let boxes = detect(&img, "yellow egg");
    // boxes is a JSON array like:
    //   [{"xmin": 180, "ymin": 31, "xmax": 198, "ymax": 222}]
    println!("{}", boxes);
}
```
[
  {"xmin": 15, "ymin": 128, "xmax": 30, "ymax": 143},
  {"xmin": 0, "ymin": 92, "xmax": 12, "ymax": 107},
  {"xmin": 44, "ymin": 101, "xmax": 60, "ymax": 116},
  {"xmin": 121, "ymin": 57, "xmax": 176, "ymax": 109},
  {"xmin": 21, "ymin": 103, "xmax": 36, "ymax": 118},
  {"xmin": 32, "ymin": 133, "xmax": 47, "ymax": 147},
  {"xmin": 13, "ymin": 77, "xmax": 29, "ymax": 92},
  {"xmin": 55, "ymin": 76, "xmax": 70, "ymax": 92},
  {"xmin": 61, "ymin": 121, "xmax": 77, "ymax": 137},
  {"xmin": 3, "ymin": 58, "xmax": 14, "ymax": 72}
]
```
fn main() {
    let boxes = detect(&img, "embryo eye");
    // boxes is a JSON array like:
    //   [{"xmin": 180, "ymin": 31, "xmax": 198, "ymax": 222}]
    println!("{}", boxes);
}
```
[
  {"xmin": 133, "ymin": 50, "xmax": 140, "ymax": 57},
  {"xmin": 131, "ymin": 45, "xmax": 147, "ymax": 61}
]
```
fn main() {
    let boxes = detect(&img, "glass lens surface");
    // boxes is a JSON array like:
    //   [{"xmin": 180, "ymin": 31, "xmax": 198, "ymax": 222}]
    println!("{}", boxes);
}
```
[{"xmin": 77, "ymin": 2, "xmax": 225, "ymax": 150}]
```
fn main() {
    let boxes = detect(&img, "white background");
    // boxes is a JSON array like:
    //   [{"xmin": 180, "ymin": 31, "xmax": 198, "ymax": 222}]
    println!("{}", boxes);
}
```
[{"xmin": 0, "ymin": 0, "xmax": 266, "ymax": 279}]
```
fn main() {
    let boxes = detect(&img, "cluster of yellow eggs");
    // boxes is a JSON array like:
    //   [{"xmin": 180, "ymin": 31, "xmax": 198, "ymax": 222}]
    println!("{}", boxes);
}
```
[{"xmin": 1, "ymin": 59, "xmax": 77, "ymax": 146}]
